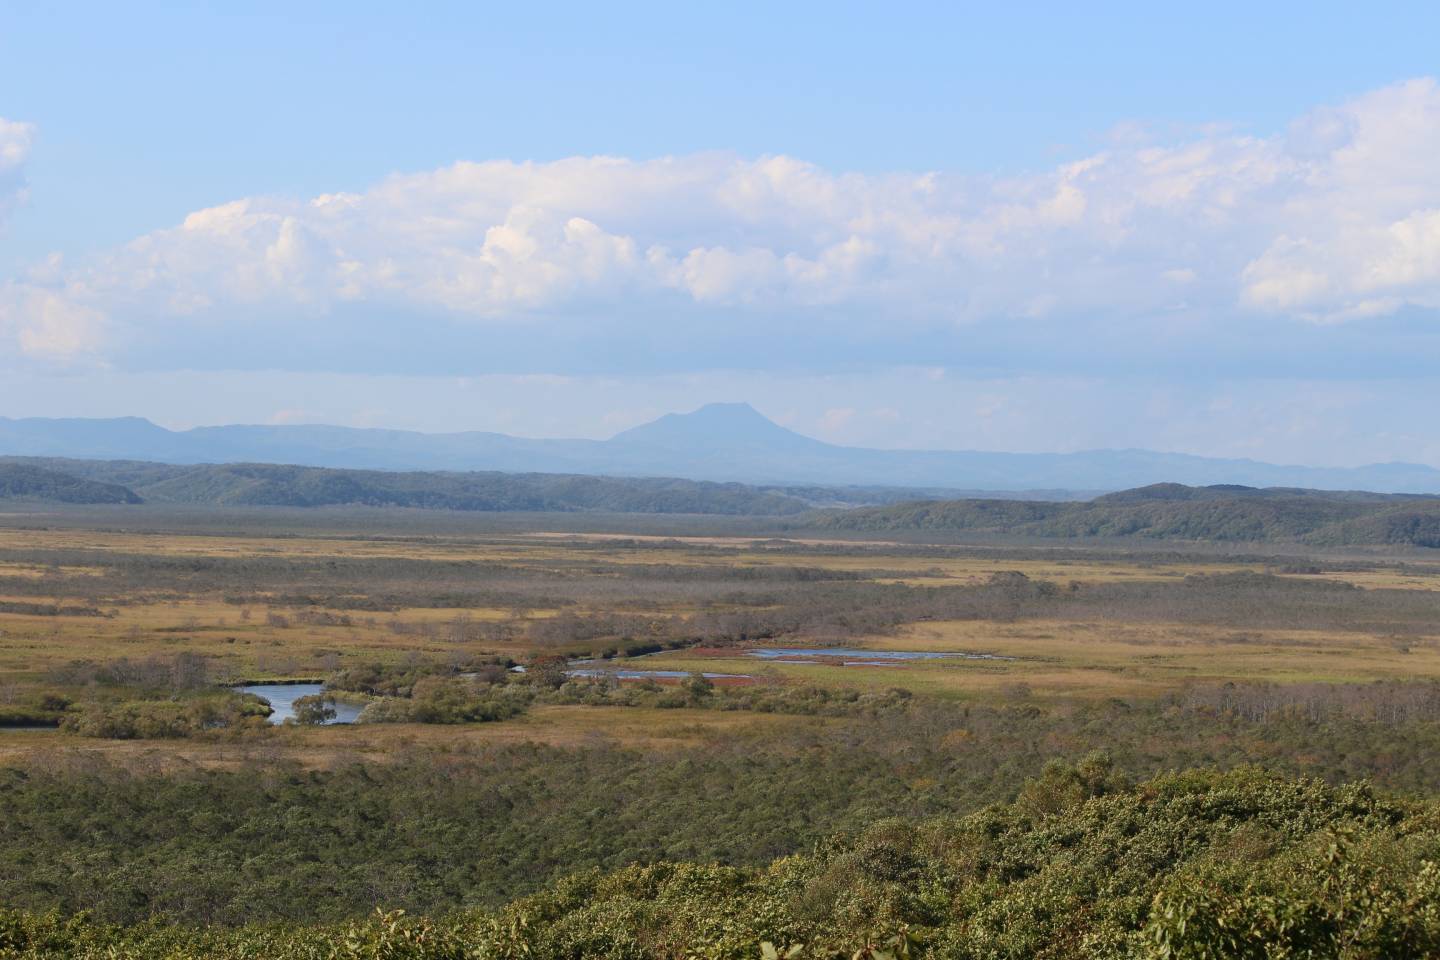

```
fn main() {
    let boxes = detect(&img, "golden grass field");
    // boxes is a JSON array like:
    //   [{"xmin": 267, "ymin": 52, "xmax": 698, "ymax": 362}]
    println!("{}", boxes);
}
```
[
  {"xmin": 2, "ymin": 519, "xmax": 1438, "ymax": 765},
  {"xmin": 1, "ymin": 525, "xmax": 1437, "ymax": 682},
  {"xmin": 648, "ymin": 618, "xmax": 1440, "ymax": 702}
]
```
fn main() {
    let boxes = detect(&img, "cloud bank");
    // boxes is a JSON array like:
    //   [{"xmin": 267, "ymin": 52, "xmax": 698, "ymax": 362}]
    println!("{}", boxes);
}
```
[{"xmin": 3, "ymin": 79, "xmax": 1440, "ymax": 368}]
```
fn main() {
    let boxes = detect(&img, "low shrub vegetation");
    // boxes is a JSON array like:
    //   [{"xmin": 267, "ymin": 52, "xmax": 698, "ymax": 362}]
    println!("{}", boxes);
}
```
[{"xmin": 0, "ymin": 764, "xmax": 1436, "ymax": 958}]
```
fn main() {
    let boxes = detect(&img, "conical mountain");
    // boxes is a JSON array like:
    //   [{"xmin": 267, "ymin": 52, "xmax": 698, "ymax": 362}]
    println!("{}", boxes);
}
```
[{"xmin": 611, "ymin": 403, "xmax": 828, "ymax": 453}]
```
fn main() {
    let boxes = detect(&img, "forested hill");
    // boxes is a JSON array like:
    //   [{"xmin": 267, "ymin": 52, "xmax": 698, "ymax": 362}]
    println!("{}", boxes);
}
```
[
  {"xmin": 0, "ymin": 463, "xmax": 143, "ymax": 505},
  {"xmin": 810, "ymin": 482, "xmax": 1440, "ymax": 547},
  {"xmin": 8, "ymin": 461, "xmax": 1440, "ymax": 542},
  {"xmin": 0, "ymin": 457, "xmax": 948, "ymax": 516}
]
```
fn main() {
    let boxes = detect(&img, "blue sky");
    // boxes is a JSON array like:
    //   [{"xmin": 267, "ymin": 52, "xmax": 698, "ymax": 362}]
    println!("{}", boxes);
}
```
[{"xmin": 1, "ymin": 1, "xmax": 1438, "ymax": 465}]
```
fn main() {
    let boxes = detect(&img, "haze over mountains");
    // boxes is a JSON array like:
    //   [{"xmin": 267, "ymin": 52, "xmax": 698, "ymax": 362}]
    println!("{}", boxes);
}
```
[{"xmin": 2, "ymin": 403, "xmax": 1438, "ymax": 494}]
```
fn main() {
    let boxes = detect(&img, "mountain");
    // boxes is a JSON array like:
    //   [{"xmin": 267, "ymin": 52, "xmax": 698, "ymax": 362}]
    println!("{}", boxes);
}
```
[
  {"xmin": 0, "ymin": 463, "xmax": 143, "ymax": 504},
  {"xmin": 808, "ymin": 483, "xmax": 1440, "ymax": 547},
  {"xmin": 611, "ymin": 402, "xmax": 828, "ymax": 453},
  {"xmin": 2, "ymin": 404, "xmax": 1438, "ymax": 493}
]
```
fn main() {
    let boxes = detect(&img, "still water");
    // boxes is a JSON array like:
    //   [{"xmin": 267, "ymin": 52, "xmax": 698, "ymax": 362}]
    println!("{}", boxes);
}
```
[
  {"xmin": 235, "ymin": 683, "xmax": 363, "ymax": 724},
  {"xmin": 746, "ymin": 647, "xmax": 1014, "ymax": 662},
  {"xmin": 566, "ymin": 668, "xmax": 752, "ymax": 680}
]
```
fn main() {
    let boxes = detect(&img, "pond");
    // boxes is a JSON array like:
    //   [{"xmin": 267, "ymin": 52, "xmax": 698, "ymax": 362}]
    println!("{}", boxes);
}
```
[
  {"xmin": 235, "ymin": 683, "xmax": 364, "ymax": 725},
  {"xmin": 745, "ymin": 647, "xmax": 1015, "ymax": 664},
  {"xmin": 567, "ymin": 668, "xmax": 752, "ymax": 681}
]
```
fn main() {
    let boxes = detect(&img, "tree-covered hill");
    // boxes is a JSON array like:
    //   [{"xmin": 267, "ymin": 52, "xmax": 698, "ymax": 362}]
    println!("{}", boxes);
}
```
[
  {"xmin": 810, "ymin": 483, "xmax": 1440, "ymax": 546},
  {"xmin": 132, "ymin": 462, "xmax": 826, "ymax": 514},
  {"xmin": 0, "ymin": 464, "xmax": 142, "ymax": 505},
  {"xmin": 0, "ymin": 458, "xmax": 818, "ymax": 515},
  {"xmin": 8, "ymin": 459, "xmax": 1440, "ymax": 541},
  {"xmin": 0, "ymin": 457, "xmax": 945, "ymax": 516}
]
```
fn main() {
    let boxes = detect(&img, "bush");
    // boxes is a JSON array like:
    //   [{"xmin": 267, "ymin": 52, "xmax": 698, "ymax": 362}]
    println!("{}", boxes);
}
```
[
  {"xmin": 358, "ymin": 677, "xmax": 532, "ymax": 724},
  {"xmin": 291, "ymin": 694, "xmax": 338, "ymax": 725},
  {"xmin": 58, "ymin": 692, "xmax": 272, "ymax": 739}
]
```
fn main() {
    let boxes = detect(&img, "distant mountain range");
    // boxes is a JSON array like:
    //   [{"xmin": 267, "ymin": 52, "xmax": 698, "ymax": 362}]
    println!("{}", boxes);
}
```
[{"xmin": 2, "ymin": 403, "xmax": 1438, "ymax": 494}]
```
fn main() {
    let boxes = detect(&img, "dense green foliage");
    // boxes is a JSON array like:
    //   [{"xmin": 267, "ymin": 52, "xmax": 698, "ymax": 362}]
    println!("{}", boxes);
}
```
[
  {"xmin": 2, "ymin": 765, "xmax": 1438, "ymax": 958},
  {"xmin": 0, "ymin": 738, "xmax": 943, "ymax": 924},
  {"xmin": 11, "ymin": 695, "xmax": 1440, "ymax": 930},
  {"xmin": 0, "ymin": 464, "xmax": 141, "ymax": 505},
  {"xmin": 811, "ymin": 483, "xmax": 1440, "ymax": 546}
]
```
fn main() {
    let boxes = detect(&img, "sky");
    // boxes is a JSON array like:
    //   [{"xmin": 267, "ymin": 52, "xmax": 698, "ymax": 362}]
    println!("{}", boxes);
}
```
[{"xmin": 1, "ymin": 1, "xmax": 1439, "ymax": 467}]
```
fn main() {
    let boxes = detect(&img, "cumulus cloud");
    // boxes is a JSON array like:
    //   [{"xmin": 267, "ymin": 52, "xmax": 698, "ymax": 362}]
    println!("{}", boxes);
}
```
[
  {"xmin": 0, "ymin": 117, "xmax": 34, "ymax": 224},
  {"xmin": 1239, "ymin": 79, "xmax": 1440, "ymax": 320},
  {"xmin": 0, "ymin": 117, "xmax": 60, "ymax": 360},
  {"xmin": 4, "ymin": 80, "xmax": 1440, "ymax": 367}
]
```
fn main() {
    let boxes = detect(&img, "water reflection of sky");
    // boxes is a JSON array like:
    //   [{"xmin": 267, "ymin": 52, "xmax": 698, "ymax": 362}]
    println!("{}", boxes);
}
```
[{"xmin": 235, "ymin": 684, "xmax": 363, "ymax": 724}]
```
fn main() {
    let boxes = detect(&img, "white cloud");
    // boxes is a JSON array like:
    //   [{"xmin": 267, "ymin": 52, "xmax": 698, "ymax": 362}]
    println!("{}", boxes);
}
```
[
  {"xmin": 4, "ymin": 80, "xmax": 1440, "ymax": 366},
  {"xmin": 0, "ymin": 117, "xmax": 97, "ymax": 364},
  {"xmin": 0, "ymin": 119, "xmax": 32, "ymax": 167},
  {"xmin": 2, "ymin": 286, "xmax": 106, "ymax": 360},
  {"xmin": 0, "ymin": 117, "xmax": 34, "ymax": 225},
  {"xmin": 1239, "ymin": 79, "xmax": 1440, "ymax": 319}
]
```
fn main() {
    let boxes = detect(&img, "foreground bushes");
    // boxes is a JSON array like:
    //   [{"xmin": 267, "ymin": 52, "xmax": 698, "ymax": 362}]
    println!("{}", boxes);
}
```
[
  {"xmin": 15, "ymin": 696, "xmax": 1440, "ymax": 926},
  {"xmin": 1, "ymin": 765, "xmax": 1438, "ymax": 958}
]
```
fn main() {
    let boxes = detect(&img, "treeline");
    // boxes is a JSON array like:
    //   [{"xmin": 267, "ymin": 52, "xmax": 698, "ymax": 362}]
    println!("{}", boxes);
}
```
[
  {"xmin": 1, "ymin": 764, "xmax": 1438, "ymax": 957},
  {"xmin": 811, "ymin": 481, "xmax": 1440, "ymax": 546},
  {"xmin": 8, "ymin": 458, "xmax": 1440, "ymax": 543},
  {"xmin": 0, "ymin": 457, "xmax": 935, "ymax": 516}
]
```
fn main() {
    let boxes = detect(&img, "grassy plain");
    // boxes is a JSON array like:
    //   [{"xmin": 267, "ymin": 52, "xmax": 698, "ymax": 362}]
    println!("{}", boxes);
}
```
[
  {"xmin": 1, "ymin": 504, "xmax": 1439, "ymax": 760},
  {"xmin": 649, "ymin": 618, "xmax": 1440, "ymax": 701}
]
